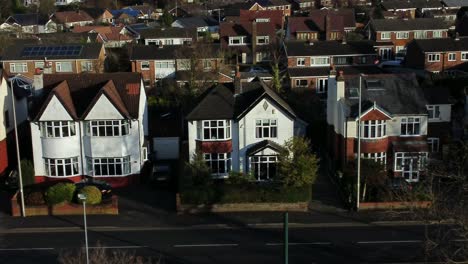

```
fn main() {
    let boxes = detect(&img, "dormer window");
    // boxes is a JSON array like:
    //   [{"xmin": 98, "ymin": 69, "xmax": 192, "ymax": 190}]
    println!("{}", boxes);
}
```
[
  {"xmin": 199, "ymin": 120, "xmax": 231, "ymax": 140},
  {"xmin": 229, "ymin": 36, "xmax": 247, "ymax": 46}
]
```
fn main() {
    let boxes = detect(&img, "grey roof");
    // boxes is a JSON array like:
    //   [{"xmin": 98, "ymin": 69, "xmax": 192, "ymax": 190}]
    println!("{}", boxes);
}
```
[
  {"xmin": 344, "ymin": 73, "xmax": 428, "ymax": 117},
  {"xmin": 1, "ymin": 43, "xmax": 103, "ymax": 61},
  {"xmin": 5, "ymin": 13, "xmax": 48, "ymax": 26},
  {"xmin": 442, "ymin": 0, "xmax": 468, "ymax": 7},
  {"xmin": 129, "ymin": 44, "xmax": 221, "ymax": 60},
  {"xmin": 371, "ymin": 18, "xmax": 450, "ymax": 31},
  {"xmin": 421, "ymin": 86, "xmax": 452, "ymax": 104},
  {"xmin": 381, "ymin": 0, "xmax": 443, "ymax": 10},
  {"xmin": 407, "ymin": 37, "xmax": 468, "ymax": 52},
  {"xmin": 246, "ymin": 140, "xmax": 284, "ymax": 156},
  {"xmin": 138, "ymin": 27, "xmax": 197, "ymax": 39},
  {"xmin": 288, "ymin": 66, "xmax": 384, "ymax": 77},
  {"xmin": 285, "ymin": 40, "xmax": 377, "ymax": 57},
  {"xmin": 173, "ymin": 16, "xmax": 218, "ymax": 28},
  {"xmin": 187, "ymin": 79, "xmax": 296, "ymax": 120}
]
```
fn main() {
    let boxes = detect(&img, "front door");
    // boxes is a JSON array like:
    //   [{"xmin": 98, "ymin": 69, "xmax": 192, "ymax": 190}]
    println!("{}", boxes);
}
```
[{"xmin": 379, "ymin": 48, "xmax": 393, "ymax": 61}]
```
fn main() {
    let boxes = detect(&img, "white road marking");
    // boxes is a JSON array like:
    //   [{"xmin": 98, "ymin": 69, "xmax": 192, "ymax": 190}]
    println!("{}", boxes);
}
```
[
  {"xmin": 174, "ymin": 243, "xmax": 238, "ymax": 248},
  {"xmin": 357, "ymin": 240, "xmax": 422, "ymax": 244},
  {"xmin": 0, "ymin": 248, "xmax": 54, "ymax": 251},
  {"xmin": 266, "ymin": 242, "xmax": 332, "ymax": 246},
  {"xmin": 86, "ymin": 246, "xmax": 146, "ymax": 249}
]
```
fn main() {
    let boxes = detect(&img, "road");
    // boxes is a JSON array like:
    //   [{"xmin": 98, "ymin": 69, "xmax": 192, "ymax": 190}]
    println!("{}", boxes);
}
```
[{"xmin": 0, "ymin": 223, "xmax": 453, "ymax": 264}]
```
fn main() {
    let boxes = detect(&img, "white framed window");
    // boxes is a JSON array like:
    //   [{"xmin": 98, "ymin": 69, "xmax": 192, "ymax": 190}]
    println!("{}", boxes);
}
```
[
  {"xmin": 361, "ymin": 152, "xmax": 387, "ymax": 164},
  {"xmin": 427, "ymin": 105, "xmax": 441, "ymax": 120},
  {"xmin": 448, "ymin": 53, "xmax": 456, "ymax": 61},
  {"xmin": 10, "ymin": 63, "xmax": 28, "ymax": 73},
  {"xmin": 257, "ymin": 36, "xmax": 269, "ymax": 45},
  {"xmin": 396, "ymin": 31, "xmax": 409, "ymax": 39},
  {"xmin": 80, "ymin": 61, "xmax": 93, "ymax": 72},
  {"xmin": 56, "ymin": 61, "xmax": 73, "ymax": 72},
  {"xmin": 295, "ymin": 79, "xmax": 308, "ymax": 87},
  {"xmin": 203, "ymin": 59, "xmax": 212, "ymax": 70},
  {"xmin": 297, "ymin": 58, "xmax": 305, "ymax": 66},
  {"xmin": 250, "ymin": 155, "xmax": 278, "ymax": 181},
  {"xmin": 86, "ymin": 156, "xmax": 131, "ymax": 176},
  {"xmin": 204, "ymin": 153, "xmax": 231, "ymax": 176},
  {"xmin": 229, "ymin": 36, "xmax": 247, "ymax": 45},
  {"xmin": 428, "ymin": 53, "xmax": 440, "ymax": 62},
  {"xmin": 432, "ymin": 30, "xmax": 443, "ymax": 38},
  {"xmin": 311, "ymin": 57, "xmax": 330, "ymax": 66},
  {"xmin": 255, "ymin": 18, "xmax": 270, "ymax": 22},
  {"xmin": 199, "ymin": 120, "xmax": 231, "ymax": 140},
  {"xmin": 414, "ymin": 31, "xmax": 427, "ymax": 39},
  {"xmin": 317, "ymin": 78, "xmax": 328, "ymax": 93},
  {"xmin": 256, "ymin": 51, "xmax": 270, "ymax": 62},
  {"xmin": 255, "ymin": 119, "xmax": 277, "ymax": 138},
  {"xmin": 427, "ymin": 138, "xmax": 439, "ymax": 152},
  {"xmin": 40, "ymin": 121, "xmax": 76, "ymax": 138},
  {"xmin": 394, "ymin": 152, "xmax": 428, "ymax": 182},
  {"xmin": 380, "ymin": 32, "xmax": 391, "ymax": 40},
  {"xmin": 140, "ymin": 61, "xmax": 150, "ymax": 70},
  {"xmin": 361, "ymin": 120, "xmax": 387, "ymax": 139},
  {"xmin": 35, "ymin": 61, "xmax": 45, "ymax": 69},
  {"xmin": 155, "ymin": 61, "xmax": 175, "ymax": 69},
  {"xmin": 400, "ymin": 117, "xmax": 421, "ymax": 136},
  {"xmin": 87, "ymin": 120, "xmax": 130, "ymax": 137},
  {"xmin": 44, "ymin": 157, "xmax": 79, "ymax": 177},
  {"xmin": 142, "ymin": 147, "xmax": 148, "ymax": 161},
  {"xmin": 462, "ymin": 52, "xmax": 468, "ymax": 61}
]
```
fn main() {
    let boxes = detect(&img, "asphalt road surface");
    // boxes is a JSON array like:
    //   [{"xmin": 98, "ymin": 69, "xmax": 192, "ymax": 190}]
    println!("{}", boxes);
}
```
[{"xmin": 0, "ymin": 223, "xmax": 457, "ymax": 264}]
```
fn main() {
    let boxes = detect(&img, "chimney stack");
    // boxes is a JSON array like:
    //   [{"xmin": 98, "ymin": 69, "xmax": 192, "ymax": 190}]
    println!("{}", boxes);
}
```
[
  {"xmin": 252, "ymin": 21, "xmax": 257, "ymax": 64},
  {"xmin": 234, "ymin": 64, "xmax": 242, "ymax": 95},
  {"xmin": 33, "ymin": 71, "xmax": 44, "ymax": 97}
]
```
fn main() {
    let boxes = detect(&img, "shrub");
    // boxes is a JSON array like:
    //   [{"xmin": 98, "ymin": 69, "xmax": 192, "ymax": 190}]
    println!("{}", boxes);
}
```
[
  {"xmin": 20, "ymin": 159, "xmax": 35, "ymax": 186},
  {"xmin": 25, "ymin": 191, "xmax": 45, "ymax": 206},
  {"xmin": 45, "ymin": 183, "xmax": 76, "ymax": 205},
  {"xmin": 78, "ymin": 186, "xmax": 102, "ymax": 205}
]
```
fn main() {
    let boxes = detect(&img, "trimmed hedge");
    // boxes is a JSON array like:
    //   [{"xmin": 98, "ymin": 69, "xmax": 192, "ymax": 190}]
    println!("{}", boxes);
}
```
[
  {"xmin": 77, "ymin": 186, "xmax": 102, "ymax": 205},
  {"xmin": 180, "ymin": 183, "xmax": 311, "ymax": 204},
  {"xmin": 45, "ymin": 183, "xmax": 76, "ymax": 205}
]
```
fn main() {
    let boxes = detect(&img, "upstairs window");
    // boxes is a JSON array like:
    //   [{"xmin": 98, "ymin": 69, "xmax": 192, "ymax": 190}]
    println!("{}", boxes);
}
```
[
  {"xmin": 462, "ymin": 52, "xmax": 468, "ymax": 61},
  {"xmin": 10, "ymin": 63, "xmax": 28, "ymax": 73},
  {"xmin": 380, "ymin": 32, "xmax": 391, "ymax": 40},
  {"xmin": 229, "ymin": 36, "xmax": 247, "ymax": 45},
  {"xmin": 140, "ymin": 61, "xmax": 150, "ymax": 70},
  {"xmin": 40, "ymin": 121, "xmax": 76, "ymax": 138},
  {"xmin": 56, "ymin": 61, "xmax": 73, "ymax": 72},
  {"xmin": 257, "ymin": 36, "xmax": 269, "ymax": 45},
  {"xmin": 199, "ymin": 120, "xmax": 231, "ymax": 140},
  {"xmin": 427, "ymin": 105, "xmax": 441, "ymax": 120},
  {"xmin": 428, "ymin": 53, "xmax": 440, "ymax": 62},
  {"xmin": 448, "ymin": 53, "xmax": 456, "ymax": 61},
  {"xmin": 414, "ymin": 31, "xmax": 427, "ymax": 39},
  {"xmin": 311, "ymin": 57, "xmax": 329, "ymax": 66},
  {"xmin": 80, "ymin": 61, "xmax": 93, "ymax": 72},
  {"xmin": 396, "ymin": 31, "xmax": 409, "ymax": 39},
  {"xmin": 297, "ymin": 58, "xmax": 305, "ymax": 66},
  {"xmin": 87, "ymin": 120, "xmax": 130, "ymax": 137},
  {"xmin": 400, "ymin": 117, "xmax": 421, "ymax": 136},
  {"xmin": 255, "ymin": 119, "xmax": 277, "ymax": 138},
  {"xmin": 432, "ymin": 30, "xmax": 443, "ymax": 38},
  {"xmin": 361, "ymin": 120, "xmax": 387, "ymax": 139}
]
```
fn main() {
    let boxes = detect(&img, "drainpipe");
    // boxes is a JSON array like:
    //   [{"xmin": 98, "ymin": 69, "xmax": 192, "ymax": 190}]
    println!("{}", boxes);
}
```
[{"xmin": 79, "ymin": 121, "xmax": 85, "ymax": 181}]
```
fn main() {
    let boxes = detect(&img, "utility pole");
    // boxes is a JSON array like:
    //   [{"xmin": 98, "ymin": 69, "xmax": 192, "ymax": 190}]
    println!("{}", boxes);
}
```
[
  {"xmin": 78, "ymin": 194, "xmax": 89, "ymax": 264},
  {"xmin": 9, "ymin": 78, "xmax": 26, "ymax": 217},
  {"xmin": 356, "ymin": 74, "xmax": 363, "ymax": 211},
  {"xmin": 284, "ymin": 212, "xmax": 288, "ymax": 264}
]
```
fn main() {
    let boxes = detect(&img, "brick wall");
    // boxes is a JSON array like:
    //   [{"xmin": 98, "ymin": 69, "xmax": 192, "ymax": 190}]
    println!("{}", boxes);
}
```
[{"xmin": 0, "ymin": 139, "xmax": 8, "ymax": 176}]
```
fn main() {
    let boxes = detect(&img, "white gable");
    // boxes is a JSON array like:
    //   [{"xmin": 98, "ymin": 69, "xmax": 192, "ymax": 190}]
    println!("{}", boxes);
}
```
[
  {"xmin": 85, "ymin": 94, "xmax": 124, "ymax": 120},
  {"xmin": 39, "ymin": 95, "xmax": 73, "ymax": 121}
]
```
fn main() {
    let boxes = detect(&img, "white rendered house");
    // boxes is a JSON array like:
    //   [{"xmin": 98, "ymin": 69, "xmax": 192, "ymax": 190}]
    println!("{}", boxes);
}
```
[
  {"xmin": 30, "ymin": 73, "xmax": 148, "ymax": 187},
  {"xmin": 186, "ymin": 78, "xmax": 306, "ymax": 180}
]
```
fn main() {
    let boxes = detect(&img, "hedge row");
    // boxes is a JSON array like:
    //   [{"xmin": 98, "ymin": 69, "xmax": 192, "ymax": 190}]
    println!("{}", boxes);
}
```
[{"xmin": 180, "ymin": 184, "xmax": 311, "ymax": 204}]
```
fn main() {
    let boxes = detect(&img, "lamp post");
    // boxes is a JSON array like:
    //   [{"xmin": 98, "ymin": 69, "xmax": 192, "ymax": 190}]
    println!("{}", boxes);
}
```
[
  {"xmin": 356, "ymin": 74, "xmax": 364, "ymax": 211},
  {"xmin": 78, "ymin": 193, "xmax": 89, "ymax": 264},
  {"xmin": 8, "ymin": 77, "xmax": 26, "ymax": 217}
]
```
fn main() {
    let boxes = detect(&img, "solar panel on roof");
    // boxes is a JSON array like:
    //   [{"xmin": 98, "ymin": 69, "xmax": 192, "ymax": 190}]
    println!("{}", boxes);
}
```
[{"xmin": 21, "ymin": 45, "xmax": 83, "ymax": 57}]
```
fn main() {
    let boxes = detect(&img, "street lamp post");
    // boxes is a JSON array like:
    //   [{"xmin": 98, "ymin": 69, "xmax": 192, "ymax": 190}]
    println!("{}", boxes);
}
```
[
  {"xmin": 8, "ymin": 78, "xmax": 26, "ymax": 217},
  {"xmin": 78, "ymin": 193, "xmax": 89, "ymax": 264},
  {"xmin": 356, "ymin": 74, "xmax": 364, "ymax": 210}
]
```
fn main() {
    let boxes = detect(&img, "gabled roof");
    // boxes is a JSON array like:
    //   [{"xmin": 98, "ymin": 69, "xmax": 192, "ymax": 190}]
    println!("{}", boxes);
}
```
[
  {"xmin": 237, "ymin": 9, "xmax": 284, "ymax": 29},
  {"xmin": 32, "ymin": 73, "xmax": 142, "ymax": 121},
  {"xmin": 1, "ymin": 43, "xmax": 103, "ymax": 61},
  {"xmin": 285, "ymin": 40, "xmax": 377, "ymax": 57},
  {"xmin": 4, "ymin": 13, "xmax": 48, "ymax": 26},
  {"xmin": 407, "ymin": 37, "xmax": 468, "ymax": 52},
  {"xmin": 173, "ymin": 16, "xmax": 218, "ymax": 28},
  {"xmin": 344, "ymin": 73, "xmax": 428, "ymax": 117},
  {"xmin": 187, "ymin": 79, "xmax": 296, "ymax": 121},
  {"xmin": 52, "ymin": 11, "xmax": 94, "ymax": 24},
  {"xmin": 73, "ymin": 25, "xmax": 132, "ymax": 42},
  {"xmin": 370, "ymin": 18, "xmax": 449, "ymax": 31},
  {"xmin": 381, "ymin": 0, "xmax": 443, "ymax": 10}
]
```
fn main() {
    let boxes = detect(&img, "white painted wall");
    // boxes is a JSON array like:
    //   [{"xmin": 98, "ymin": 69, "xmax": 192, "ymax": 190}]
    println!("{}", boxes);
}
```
[
  {"xmin": 427, "ymin": 104, "xmax": 451, "ymax": 123},
  {"xmin": 154, "ymin": 60, "xmax": 176, "ymax": 79},
  {"xmin": 85, "ymin": 94, "xmax": 124, "ymax": 120},
  {"xmin": 145, "ymin": 38, "xmax": 192, "ymax": 45},
  {"xmin": 39, "ymin": 95, "xmax": 73, "ymax": 121}
]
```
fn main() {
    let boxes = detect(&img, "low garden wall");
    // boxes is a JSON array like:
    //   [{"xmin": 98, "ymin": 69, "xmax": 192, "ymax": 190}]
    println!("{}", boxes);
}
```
[
  {"xmin": 10, "ymin": 191, "xmax": 119, "ymax": 217},
  {"xmin": 359, "ymin": 201, "xmax": 432, "ymax": 210},
  {"xmin": 177, "ymin": 199, "xmax": 308, "ymax": 213}
]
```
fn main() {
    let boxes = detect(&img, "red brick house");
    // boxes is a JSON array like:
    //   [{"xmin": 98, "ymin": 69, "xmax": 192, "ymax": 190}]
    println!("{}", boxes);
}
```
[
  {"xmin": 225, "ymin": 9, "xmax": 285, "ymax": 30},
  {"xmin": 366, "ymin": 18, "xmax": 450, "ymax": 61},
  {"xmin": 220, "ymin": 21, "xmax": 277, "ymax": 64},
  {"xmin": 405, "ymin": 37, "xmax": 468, "ymax": 73},
  {"xmin": 327, "ymin": 71, "xmax": 430, "ymax": 182},
  {"xmin": 248, "ymin": 0, "xmax": 292, "ymax": 17},
  {"xmin": 380, "ymin": 0, "xmax": 443, "ymax": 19},
  {"xmin": 285, "ymin": 40, "xmax": 378, "ymax": 93}
]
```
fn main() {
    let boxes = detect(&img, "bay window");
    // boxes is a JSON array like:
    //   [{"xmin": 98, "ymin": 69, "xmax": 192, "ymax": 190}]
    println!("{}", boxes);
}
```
[
  {"xmin": 40, "ymin": 121, "xmax": 76, "ymax": 138},
  {"xmin": 87, "ymin": 120, "xmax": 130, "ymax": 137},
  {"xmin": 199, "ymin": 120, "xmax": 231, "ymax": 140},
  {"xmin": 400, "ymin": 117, "xmax": 421, "ymax": 136},
  {"xmin": 361, "ymin": 152, "xmax": 386, "ymax": 164},
  {"xmin": 204, "ymin": 153, "xmax": 231, "ymax": 176},
  {"xmin": 44, "ymin": 157, "xmax": 79, "ymax": 177},
  {"xmin": 255, "ymin": 119, "xmax": 277, "ymax": 138},
  {"xmin": 87, "ymin": 156, "xmax": 131, "ymax": 176},
  {"xmin": 361, "ymin": 120, "xmax": 386, "ymax": 139}
]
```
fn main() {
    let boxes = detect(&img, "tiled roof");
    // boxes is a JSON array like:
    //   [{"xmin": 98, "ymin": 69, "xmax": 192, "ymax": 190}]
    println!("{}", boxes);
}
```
[
  {"xmin": 220, "ymin": 21, "xmax": 277, "ymax": 49},
  {"xmin": 33, "ymin": 73, "xmax": 142, "ymax": 121},
  {"xmin": 233, "ymin": 10, "xmax": 284, "ymax": 29},
  {"xmin": 5, "ymin": 13, "xmax": 48, "ymax": 26},
  {"xmin": 138, "ymin": 27, "xmax": 197, "ymax": 39},
  {"xmin": 407, "ymin": 37, "xmax": 468, "ymax": 52},
  {"xmin": 246, "ymin": 140, "xmax": 284, "ymax": 156},
  {"xmin": 1, "ymin": 43, "xmax": 103, "ymax": 61},
  {"xmin": 53, "ymin": 11, "xmax": 94, "ymax": 23},
  {"xmin": 285, "ymin": 40, "xmax": 377, "ymax": 57},
  {"xmin": 253, "ymin": 0, "xmax": 291, "ymax": 6},
  {"xmin": 442, "ymin": 0, "xmax": 468, "ymax": 7},
  {"xmin": 381, "ymin": 0, "xmax": 443, "ymax": 9},
  {"xmin": 173, "ymin": 16, "xmax": 218, "ymax": 28},
  {"xmin": 129, "ymin": 44, "xmax": 221, "ymax": 60},
  {"xmin": 370, "ymin": 18, "xmax": 449, "ymax": 31},
  {"xmin": 73, "ymin": 26, "xmax": 133, "ymax": 41},
  {"xmin": 308, "ymin": 9, "xmax": 356, "ymax": 29}
]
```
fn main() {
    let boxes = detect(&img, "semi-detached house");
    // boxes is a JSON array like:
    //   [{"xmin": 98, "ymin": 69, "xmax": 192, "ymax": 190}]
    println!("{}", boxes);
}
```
[{"xmin": 30, "ymin": 73, "xmax": 148, "ymax": 187}]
